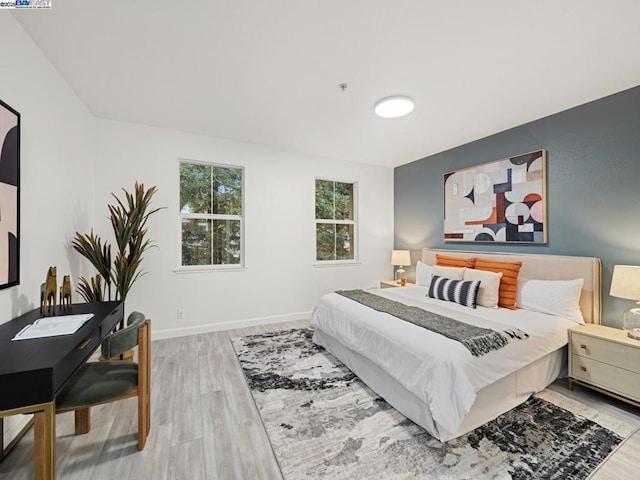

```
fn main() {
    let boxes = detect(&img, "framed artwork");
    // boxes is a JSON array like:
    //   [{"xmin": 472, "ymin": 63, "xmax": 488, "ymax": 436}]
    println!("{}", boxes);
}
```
[
  {"xmin": 0, "ymin": 99, "xmax": 20, "ymax": 289},
  {"xmin": 443, "ymin": 150, "xmax": 546, "ymax": 243}
]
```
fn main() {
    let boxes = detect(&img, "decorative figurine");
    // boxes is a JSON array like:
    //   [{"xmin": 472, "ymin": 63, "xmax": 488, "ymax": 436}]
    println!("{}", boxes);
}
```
[
  {"xmin": 40, "ymin": 266, "xmax": 57, "ymax": 314},
  {"xmin": 60, "ymin": 275, "xmax": 72, "ymax": 310}
]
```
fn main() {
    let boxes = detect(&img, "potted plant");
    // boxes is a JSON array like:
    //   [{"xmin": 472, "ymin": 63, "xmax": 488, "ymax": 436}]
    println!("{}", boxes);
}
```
[{"xmin": 72, "ymin": 182, "xmax": 162, "ymax": 309}]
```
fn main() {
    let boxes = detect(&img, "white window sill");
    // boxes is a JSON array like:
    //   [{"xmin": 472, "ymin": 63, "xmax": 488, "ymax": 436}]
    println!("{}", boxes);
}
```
[
  {"xmin": 313, "ymin": 261, "xmax": 361, "ymax": 268},
  {"xmin": 173, "ymin": 265, "xmax": 247, "ymax": 274}
]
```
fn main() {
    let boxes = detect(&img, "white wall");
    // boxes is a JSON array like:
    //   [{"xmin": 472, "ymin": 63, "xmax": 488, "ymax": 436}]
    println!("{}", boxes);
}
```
[
  {"xmin": 0, "ymin": 15, "xmax": 394, "ymax": 336},
  {"xmin": 0, "ymin": 14, "xmax": 96, "ymax": 323},
  {"xmin": 93, "ymin": 119, "xmax": 394, "ymax": 338}
]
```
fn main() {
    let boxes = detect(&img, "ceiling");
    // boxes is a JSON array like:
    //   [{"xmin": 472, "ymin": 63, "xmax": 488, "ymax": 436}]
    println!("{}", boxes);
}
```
[{"xmin": 12, "ymin": 1, "xmax": 640, "ymax": 168}]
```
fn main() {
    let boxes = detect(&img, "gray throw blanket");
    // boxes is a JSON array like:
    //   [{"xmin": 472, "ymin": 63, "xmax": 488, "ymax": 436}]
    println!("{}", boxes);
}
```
[{"xmin": 336, "ymin": 289, "xmax": 528, "ymax": 357}]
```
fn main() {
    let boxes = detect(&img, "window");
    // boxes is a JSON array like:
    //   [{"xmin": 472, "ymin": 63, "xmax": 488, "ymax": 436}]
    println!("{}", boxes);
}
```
[
  {"xmin": 179, "ymin": 160, "xmax": 243, "ymax": 267},
  {"xmin": 315, "ymin": 179, "xmax": 357, "ymax": 262}
]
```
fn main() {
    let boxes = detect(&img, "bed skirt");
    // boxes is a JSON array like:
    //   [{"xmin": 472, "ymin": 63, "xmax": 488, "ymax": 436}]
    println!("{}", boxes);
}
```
[{"xmin": 313, "ymin": 328, "xmax": 566, "ymax": 442}]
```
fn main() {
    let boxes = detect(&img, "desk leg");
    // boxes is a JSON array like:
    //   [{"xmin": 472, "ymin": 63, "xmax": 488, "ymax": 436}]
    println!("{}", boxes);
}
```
[
  {"xmin": 34, "ymin": 402, "xmax": 56, "ymax": 480},
  {"xmin": 1, "ymin": 415, "xmax": 35, "ymax": 463}
]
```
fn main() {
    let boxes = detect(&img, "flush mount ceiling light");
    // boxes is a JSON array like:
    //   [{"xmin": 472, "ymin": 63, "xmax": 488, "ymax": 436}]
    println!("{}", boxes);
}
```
[{"xmin": 374, "ymin": 96, "xmax": 415, "ymax": 118}]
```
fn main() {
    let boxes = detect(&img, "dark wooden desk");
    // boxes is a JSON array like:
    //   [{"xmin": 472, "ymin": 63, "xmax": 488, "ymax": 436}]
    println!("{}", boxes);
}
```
[{"xmin": 0, "ymin": 301, "xmax": 124, "ymax": 479}]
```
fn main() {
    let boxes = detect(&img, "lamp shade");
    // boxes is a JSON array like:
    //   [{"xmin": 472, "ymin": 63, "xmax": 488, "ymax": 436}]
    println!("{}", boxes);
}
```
[
  {"xmin": 391, "ymin": 250, "xmax": 411, "ymax": 267},
  {"xmin": 610, "ymin": 265, "xmax": 640, "ymax": 300}
]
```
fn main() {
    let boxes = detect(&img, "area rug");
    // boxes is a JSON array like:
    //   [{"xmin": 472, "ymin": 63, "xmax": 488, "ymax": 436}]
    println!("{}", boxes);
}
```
[{"xmin": 231, "ymin": 328, "xmax": 634, "ymax": 480}]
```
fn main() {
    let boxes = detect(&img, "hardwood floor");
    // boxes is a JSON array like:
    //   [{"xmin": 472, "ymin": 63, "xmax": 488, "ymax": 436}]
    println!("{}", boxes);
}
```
[{"xmin": 1, "ymin": 319, "xmax": 639, "ymax": 479}]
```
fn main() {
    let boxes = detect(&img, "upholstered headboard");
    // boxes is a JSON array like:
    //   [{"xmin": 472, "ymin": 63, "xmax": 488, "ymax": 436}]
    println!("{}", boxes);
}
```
[{"xmin": 421, "ymin": 248, "xmax": 602, "ymax": 324}]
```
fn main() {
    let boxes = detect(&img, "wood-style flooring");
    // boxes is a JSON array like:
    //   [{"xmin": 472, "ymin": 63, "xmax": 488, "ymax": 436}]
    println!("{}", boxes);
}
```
[{"xmin": 1, "ymin": 319, "xmax": 639, "ymax": 479}]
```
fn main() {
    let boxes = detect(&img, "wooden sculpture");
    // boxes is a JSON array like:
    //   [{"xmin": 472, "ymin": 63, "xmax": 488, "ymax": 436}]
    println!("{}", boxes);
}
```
[
  {"xmin": 40, "ymin": 266, "xmax": 57, "ymax": 314},
  {"xmin": 60, "ymin": 275, "xmax": 72, "ymax": 309}
]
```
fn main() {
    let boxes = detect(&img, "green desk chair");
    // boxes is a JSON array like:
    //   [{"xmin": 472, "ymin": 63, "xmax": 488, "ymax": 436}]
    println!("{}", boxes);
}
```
[{"xmin": 55, "ymin": 312, "xmax": 151, "ymax": 451}]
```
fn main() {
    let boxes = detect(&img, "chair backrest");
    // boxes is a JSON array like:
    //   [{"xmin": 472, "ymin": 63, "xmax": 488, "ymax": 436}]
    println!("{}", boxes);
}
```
[
  {"xmin": 101, "ymin": 311, "xmax": 146, "ymax": 359},
  {"xmin": 127, "ymin": 311, "xmax": 145, "ymax": 326}
]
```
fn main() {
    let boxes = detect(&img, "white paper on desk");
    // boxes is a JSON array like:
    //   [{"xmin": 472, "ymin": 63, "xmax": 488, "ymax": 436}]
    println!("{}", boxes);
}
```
[{"xmin": 11, "ymin": 314, "xmax": 95, "ymax": 341}]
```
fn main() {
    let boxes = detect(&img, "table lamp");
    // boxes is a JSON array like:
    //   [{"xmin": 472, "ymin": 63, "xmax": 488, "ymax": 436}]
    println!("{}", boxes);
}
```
[
  {"xmin": 391, "ymin": 250, "xmax": 411, "ymax": 284},
  {"xmin": 609, "ymin": 265, "xmax": 640, "ymax": 339}
]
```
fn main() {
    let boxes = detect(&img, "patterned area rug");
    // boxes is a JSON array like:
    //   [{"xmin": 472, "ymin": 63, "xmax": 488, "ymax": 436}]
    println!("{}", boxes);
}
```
[{"xmin": 231, "ymin": 328, "xmax": 634, "ymax": 480}]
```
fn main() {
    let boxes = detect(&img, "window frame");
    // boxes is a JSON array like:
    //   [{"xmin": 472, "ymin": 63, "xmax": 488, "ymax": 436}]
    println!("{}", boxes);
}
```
[
  {"xmin": 314, "ymin": 177, "xmax": 359, "ymax": 266},
  {"xmin": 176, "ymin": 158, "xmax": 245, "ymax": 272}
]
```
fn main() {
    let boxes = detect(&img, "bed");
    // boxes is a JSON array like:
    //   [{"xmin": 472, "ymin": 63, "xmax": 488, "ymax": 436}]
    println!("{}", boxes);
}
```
[{"xmin": 311, "ymin": 248, "xmax": 601, "ymax": 442}]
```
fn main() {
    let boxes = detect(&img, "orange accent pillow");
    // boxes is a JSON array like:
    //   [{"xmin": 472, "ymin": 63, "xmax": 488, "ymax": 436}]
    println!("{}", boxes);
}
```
[
  {"xmin": 435, "ymin": 254, "xmax": 476, "ymax": 269},
  {"xmin": 474, "ymin": 258, "xmax": 522, "ymax": 310}
]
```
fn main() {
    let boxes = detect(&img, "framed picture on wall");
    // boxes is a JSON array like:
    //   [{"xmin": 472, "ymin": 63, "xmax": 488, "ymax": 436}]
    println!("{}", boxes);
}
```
[
  {"xmin": 0, "ymin": 99, "xmax": 20, "ymax": 289},
  {"xmin": 443, "ymin": 150, "xmax": 547, "ymax": 243}
]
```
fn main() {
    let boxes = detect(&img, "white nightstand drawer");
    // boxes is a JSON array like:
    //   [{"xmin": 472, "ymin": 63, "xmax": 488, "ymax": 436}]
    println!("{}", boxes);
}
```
[
  {"xmin": 571, "ymin": 354, "xmax": 640, "ymax": 402},
  {"xmin": 570, "ymin": 332, "xmax": 640, "ymax": 374}
]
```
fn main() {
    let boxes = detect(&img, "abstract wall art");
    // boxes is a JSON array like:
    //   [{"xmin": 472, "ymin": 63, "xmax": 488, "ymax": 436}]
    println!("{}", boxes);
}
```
[
  {"xmin": 443, "ymin": 150, "xmax": 546, "ymax": 243},
  {"xmin": 0, "ymin": 99, "xmax": 20, "ymax": 289}
]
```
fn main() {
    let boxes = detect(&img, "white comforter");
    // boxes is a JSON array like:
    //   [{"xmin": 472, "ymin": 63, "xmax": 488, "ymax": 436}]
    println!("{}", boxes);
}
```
[{"xmin": 311, "ymin": 285, "xmax": 576, "ymax": 434}]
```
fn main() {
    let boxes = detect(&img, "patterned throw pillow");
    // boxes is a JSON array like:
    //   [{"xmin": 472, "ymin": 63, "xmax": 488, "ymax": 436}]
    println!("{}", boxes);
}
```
[
  {"xmin": 474, "ymin": 258, "xmax": 522, "ymax": 310},
  {"xmin": 435, "ymin": 254, "xmax": 476, "ymax": 268},
  {"xmin": 428, "ymin": 275, "xmax": 481, "ymax": 308}
]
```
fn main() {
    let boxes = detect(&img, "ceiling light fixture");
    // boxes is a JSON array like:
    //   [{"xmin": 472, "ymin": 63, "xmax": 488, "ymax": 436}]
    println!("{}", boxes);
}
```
[{"xmin": 374, "ymin": 96, "xmax": 415, "ymax": 118}]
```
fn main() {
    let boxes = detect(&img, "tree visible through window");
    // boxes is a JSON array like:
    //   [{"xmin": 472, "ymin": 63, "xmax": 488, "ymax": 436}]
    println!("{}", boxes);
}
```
[
  {"xmin": 180, "ymin": 161, "xmax": 243, "ymax": 266},
  {"xmin": 315, "ymin": 179, "xmax": 356, "ymax": 261}
]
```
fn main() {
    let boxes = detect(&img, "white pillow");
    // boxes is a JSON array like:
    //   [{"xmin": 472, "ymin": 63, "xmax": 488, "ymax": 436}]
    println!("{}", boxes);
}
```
[
  {"xmin": 463, "ymin": 268, "xmax": 502, "ymax": 309},
  {"xmin": 433, "ymin": 265, "xmax": 466, "ymax": 280},
  {"xmin": 517, "ymin": 278, "xmax": 585, "ymax": 323},
  {"xmin": 415, "ymin": 261, "xmax": 434, "ymax": 287}
]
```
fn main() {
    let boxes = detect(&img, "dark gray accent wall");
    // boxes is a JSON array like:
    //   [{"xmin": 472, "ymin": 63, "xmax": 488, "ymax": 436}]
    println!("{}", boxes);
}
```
[{"xmin": 394, "ymin": 85, "xmax": 640, "ymax": 327}]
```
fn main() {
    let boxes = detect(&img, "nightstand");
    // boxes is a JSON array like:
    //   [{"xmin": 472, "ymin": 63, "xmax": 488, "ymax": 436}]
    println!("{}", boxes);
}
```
[
  {"xmin": 568, "ymin": 324, "xmax": 640, "ymax": 407},
  {"xmin": 380, "ymin": 280, "xmax": 415, "ymax": 289}
]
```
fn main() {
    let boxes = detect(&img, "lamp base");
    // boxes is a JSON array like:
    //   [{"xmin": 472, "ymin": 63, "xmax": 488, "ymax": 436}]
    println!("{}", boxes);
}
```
[
  {"xmin": 627, "ymin": 328, "xmax": 640, "ymax": 340},
  {"xmin": 623, "ymin": 307, "xmax": 640, "ymax": 340}
]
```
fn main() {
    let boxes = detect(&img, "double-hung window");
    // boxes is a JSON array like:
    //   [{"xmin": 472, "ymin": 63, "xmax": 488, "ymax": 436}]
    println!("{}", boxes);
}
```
[
  {"xmin": 315, "ymin": 179, "xmax": 357, "ymax": 262},
  {"xmin": 179, "ymin": 160, "xmax": 244, "ymax": 268}
]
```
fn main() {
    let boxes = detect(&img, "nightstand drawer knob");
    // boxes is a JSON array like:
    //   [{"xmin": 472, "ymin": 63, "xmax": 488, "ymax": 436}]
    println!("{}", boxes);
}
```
[
  {"xmin": 580, "ymin": 344, "xmax": 587, "ymax": 349},
  {"xmin": 581, "ymin": 366, "xmax": 587, "ymax": 372}
]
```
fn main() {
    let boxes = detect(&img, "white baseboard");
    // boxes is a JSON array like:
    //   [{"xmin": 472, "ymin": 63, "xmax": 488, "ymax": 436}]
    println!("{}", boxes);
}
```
[{"xmin": 152, "ymin": 311, "xmax": 313, "ymax": 340}]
